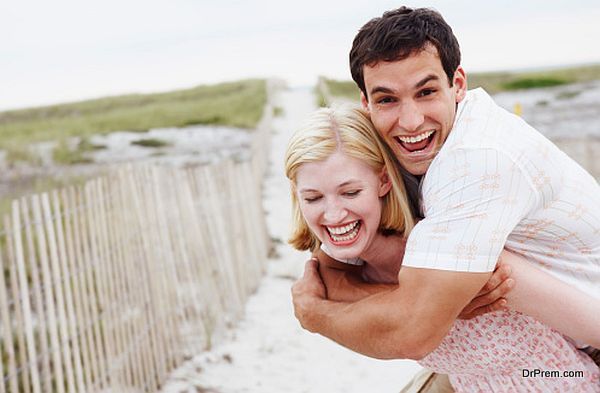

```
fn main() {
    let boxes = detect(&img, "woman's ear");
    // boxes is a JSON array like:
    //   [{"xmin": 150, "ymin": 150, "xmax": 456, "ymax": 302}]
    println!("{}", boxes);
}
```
[{"xmin": 378, "ymin": 167, "xmax": 392, "ymax": 197}]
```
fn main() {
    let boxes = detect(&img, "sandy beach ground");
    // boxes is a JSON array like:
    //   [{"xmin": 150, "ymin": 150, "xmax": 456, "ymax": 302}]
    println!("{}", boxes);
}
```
[{"xmin": 160, "ymin": 87, "xmax": 421, "ymax": 393}]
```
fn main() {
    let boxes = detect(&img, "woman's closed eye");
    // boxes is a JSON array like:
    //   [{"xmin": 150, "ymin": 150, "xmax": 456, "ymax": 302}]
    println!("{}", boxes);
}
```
[
  {"xmin": 303, "ymin": 195, "xmax": 322, "ymax": 203},
  {"xmin": 343, "ymin": 189, "xmax": 362, "ymax": 197}
]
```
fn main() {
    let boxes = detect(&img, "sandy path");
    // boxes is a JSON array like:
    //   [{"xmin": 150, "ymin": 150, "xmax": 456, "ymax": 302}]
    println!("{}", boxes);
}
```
[{"xmin": 161, "ymin": 86, "xmax": 421, "ymax": 393}]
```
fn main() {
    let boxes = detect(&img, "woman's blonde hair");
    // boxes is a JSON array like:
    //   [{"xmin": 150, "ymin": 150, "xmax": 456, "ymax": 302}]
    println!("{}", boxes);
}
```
[{"xmin": 284, "ymin": 105, "xmax": 415, "ymax": 252}]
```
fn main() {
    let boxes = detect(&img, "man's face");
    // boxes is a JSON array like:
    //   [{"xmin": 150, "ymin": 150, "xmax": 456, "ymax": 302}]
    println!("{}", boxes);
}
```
[{"xmin": 361, "ymin": 45, "xmax": 467, "ymax": 176}]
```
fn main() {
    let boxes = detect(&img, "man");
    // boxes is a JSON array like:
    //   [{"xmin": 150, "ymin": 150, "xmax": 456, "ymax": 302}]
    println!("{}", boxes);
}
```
[{"xmin": 292, "ymin": 5, "xmax": 599, "ymax": 368}]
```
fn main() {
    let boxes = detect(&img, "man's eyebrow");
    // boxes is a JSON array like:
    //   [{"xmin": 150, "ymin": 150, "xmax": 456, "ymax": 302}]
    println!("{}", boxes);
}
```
[
  {"xmin": 369, "ymin": 86, "xmax": 395, "ymax": 96},
  {"xmin": 415, "ymin": 74, "xmax": 439, "ymax": 88},
  {"xmin": 369, "ymin": 75, "xmax": 440, "ymax": 96}
]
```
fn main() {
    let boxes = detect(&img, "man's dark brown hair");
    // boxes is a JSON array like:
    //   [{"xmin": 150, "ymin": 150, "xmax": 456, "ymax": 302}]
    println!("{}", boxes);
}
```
[{"xmin": 349, "ymin": 6, "xmax": 461, "ymax": 98}]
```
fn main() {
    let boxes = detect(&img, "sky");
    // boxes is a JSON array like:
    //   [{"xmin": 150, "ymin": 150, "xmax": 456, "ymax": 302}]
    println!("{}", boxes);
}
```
[{"xmin": 1, "ymin": 0, "xmax": 600, "ymax": 110}]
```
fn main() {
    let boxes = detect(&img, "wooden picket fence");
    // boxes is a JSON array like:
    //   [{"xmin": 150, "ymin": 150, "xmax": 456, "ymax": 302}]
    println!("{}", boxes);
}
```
[{"xmin": 0, "ymin": 105, "xmax": 273, "ymax": 392}]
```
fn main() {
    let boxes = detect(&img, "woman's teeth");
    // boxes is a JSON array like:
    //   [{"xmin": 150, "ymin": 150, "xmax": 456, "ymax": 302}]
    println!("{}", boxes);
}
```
[{"xmin": 326, "ymin": 221, "xmax": 361, "ymax": 242}]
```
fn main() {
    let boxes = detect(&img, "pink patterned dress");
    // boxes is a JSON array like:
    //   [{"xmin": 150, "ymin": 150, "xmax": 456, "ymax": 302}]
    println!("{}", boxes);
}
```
[{"xmin": 419, "ymin": 310, "xmax": 600, "ymax": 392}]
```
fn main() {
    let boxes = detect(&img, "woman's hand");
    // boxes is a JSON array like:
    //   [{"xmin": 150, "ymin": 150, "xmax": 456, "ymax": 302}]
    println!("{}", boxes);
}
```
[{"xmin": 458, "ymin": 261, "xmax": 514, "ymax": 319}]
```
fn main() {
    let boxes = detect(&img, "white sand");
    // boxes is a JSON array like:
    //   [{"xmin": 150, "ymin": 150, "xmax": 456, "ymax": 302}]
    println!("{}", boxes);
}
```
[{"xmin": 160, "ymin": 86, "xmax": 421, "ymax": 392}]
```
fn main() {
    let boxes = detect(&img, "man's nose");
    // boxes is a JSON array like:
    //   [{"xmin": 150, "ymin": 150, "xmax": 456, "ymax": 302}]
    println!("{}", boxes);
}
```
[
  {"xmin": 397, "ymin": 101, "xmax": 425, "ymax": 132},
  {"xmin": 323, "ymin": 199, "xmax": 347, "ymax": 223}
]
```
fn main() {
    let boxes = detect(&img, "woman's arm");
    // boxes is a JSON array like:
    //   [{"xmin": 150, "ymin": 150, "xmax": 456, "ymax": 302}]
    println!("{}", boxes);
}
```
[{"xmin": 500, "ymin": 250, "xmax": 600, "ymax": 348}]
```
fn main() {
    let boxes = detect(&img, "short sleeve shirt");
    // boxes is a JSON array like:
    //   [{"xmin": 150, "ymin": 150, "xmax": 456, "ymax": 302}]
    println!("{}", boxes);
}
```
[{"xmin": 402, "ymin": 89, "xmax": 600, "ymax": 300}]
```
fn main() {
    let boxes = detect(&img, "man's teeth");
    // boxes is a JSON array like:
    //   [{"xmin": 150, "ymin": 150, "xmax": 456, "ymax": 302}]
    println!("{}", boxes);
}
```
[
  {"xmin": 326, "ymin": 221, "xmax": 360, "ymax": 242},
  {"xmin": 397, "ymin": 130, "xmax": 434, "ymax": 144}
]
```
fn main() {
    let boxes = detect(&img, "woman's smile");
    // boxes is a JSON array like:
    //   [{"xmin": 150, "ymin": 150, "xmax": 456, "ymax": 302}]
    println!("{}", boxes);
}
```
[{"xmin": 325, "ymin": 220, "xmax": 362, "ymax": 244}]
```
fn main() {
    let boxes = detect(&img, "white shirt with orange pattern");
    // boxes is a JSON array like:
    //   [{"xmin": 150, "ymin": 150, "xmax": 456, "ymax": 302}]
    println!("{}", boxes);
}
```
[{"xmin": 402, "ymin": 88, "xmax": 600, "ymax": 301}]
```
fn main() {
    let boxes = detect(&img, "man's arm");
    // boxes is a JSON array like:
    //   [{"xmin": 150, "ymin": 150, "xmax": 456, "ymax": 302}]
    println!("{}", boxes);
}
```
[
  {"xmin": 317, "ymin": 248, "xmax": 513, "ymax": 316},
  {"xmin": 316, "ymin": 249, "xmax": 396, "ymax": 302},
  {"xmin": 292, "ymin": 259, "xmax": 491, "ymax": 360}
]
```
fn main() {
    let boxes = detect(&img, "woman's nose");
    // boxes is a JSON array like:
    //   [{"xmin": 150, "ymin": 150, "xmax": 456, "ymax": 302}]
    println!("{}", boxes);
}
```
[{"xmin": 323, "ymin": 199, "xmax": 347, "ymax": 223}]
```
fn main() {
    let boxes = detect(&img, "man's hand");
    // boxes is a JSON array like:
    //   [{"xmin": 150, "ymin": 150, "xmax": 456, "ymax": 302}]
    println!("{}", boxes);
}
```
[
  {"xmin": 291, "ymin": 258, "xmax": 328, "ymax": 332},
  {"xmin": 458, "ymin": 262, "xmax": 514, "ymax": 319}
]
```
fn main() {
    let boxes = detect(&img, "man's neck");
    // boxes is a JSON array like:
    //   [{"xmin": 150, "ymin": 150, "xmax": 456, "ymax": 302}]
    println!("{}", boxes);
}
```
[{"xmin": 402, "ymin": 171, "xmax": 423, "ymax": 219}]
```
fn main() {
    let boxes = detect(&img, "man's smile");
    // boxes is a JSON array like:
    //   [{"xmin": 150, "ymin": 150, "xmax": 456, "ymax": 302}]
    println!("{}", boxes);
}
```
[{"xmin": 394, "ymin": 130, "xmax": 436, "ymax": 154}]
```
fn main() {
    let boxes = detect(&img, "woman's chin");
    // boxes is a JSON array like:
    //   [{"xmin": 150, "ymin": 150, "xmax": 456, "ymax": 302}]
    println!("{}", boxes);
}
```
[
  {"xmin": 325, "ymin": 242, "xmax": 363, "ymax": 261},
  {"xmin": 322, "ymin": 227, "xmax": 371, "ymax": 261}
]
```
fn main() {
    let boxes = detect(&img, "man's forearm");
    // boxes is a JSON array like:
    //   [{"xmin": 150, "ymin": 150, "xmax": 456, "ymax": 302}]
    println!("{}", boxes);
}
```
[
  {"xmin": 293, "ymin": 262, "xmax": 491, "ymax": 361},
  {"xmin": 303, "ymin": 289, "xmax": 440, "ymax": 360},
  {"xmin": 320, "ymin": 265, "xmax": 396, "ymax": 302}
]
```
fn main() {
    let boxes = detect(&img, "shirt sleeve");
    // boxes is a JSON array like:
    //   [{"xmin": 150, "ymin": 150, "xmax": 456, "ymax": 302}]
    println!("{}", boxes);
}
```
[{"xmin": 403, "ymin": 147, "xmax": 538, "ymax": 272}]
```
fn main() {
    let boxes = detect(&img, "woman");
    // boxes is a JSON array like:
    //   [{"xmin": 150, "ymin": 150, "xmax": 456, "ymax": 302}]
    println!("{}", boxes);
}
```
[{"xmin": 285, "ymin": 105, "xmax": 600, "ymax": 391}]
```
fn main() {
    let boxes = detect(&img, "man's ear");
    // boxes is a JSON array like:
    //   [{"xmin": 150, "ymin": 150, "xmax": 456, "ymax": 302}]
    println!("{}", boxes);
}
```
[
  {"xmin": 378, "ymin": 167, "xmax": 392, "ymax": 197},
  {"xmin": 453, "ymin": 66, "xmax": 467, "ymax": 103},
  {"xmin": 360, "ymin": 92, "xmax": 369, "ymax": 111}
]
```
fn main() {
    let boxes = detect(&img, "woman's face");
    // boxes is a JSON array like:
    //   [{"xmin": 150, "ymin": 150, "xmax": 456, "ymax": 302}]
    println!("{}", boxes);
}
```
[{"xmin": 295, "ymin": 151, "xmax": 390, "ymax": 260}]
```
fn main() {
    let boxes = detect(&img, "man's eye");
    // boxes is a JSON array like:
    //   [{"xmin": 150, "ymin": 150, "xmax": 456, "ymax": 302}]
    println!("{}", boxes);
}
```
[
  {"xmin": 419, "ymin": 88, "xmax": 436, "ymax": 97},
  {"xmin": 376, "ymin": 97, "xmax": 395, "ymax": 104}
]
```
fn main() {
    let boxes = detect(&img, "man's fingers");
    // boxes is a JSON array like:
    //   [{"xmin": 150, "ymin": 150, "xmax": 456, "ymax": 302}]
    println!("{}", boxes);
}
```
[
  {"xmin": 480, "ymin": 264, "xmax": 512, "ymax": 293},
  {"xmin": 462, "ymin": 298, "xmax": 508, "ymax": 319},
  {"xmin": 470, "ymin": 278, "xmax": 514, "ymax": 311},
  {"xmin": 493, "ymin": 277, "xmax": 515, "ymax": 298},
  {"xmin": 461, "ymin": 262, "xmax": 515, "ymax": 320},
  {"xmin": 488, "ymin": 298, "xmax": 508, "ymax": 312},
  {"xmin": 303, "ymin": 258, "xmax": 319, "ymax": 276},
  {"xmin": 485, "ymin": 278, "xmax": 514, "ymax": 302},
  {"xmin": 292, "ymin": 259, "xmax": 317, "ymax": 294}
]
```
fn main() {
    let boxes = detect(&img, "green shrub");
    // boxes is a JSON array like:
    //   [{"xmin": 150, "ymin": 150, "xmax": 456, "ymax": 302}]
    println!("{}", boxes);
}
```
[
  {"xmin": 131, "ymin": 138, "xmax": 171, "ymax": 148},
  {"xmin": 52, "ymin": 139, "xmax": 93, "ymax": 165},
  {"xmin": 501, "ymin": 77, "xmax": 568, "ymax": 90}
]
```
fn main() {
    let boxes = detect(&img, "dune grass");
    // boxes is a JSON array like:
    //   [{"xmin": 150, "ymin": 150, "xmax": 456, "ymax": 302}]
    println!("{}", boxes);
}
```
[
  {"xmin": 0, "ymin": 79, "xmax": 267, "ymax": 151},
  {"xmin": 464, "ymin": 64, "xmax": 600, "ymax": 93},
  {"xmin": 320, "ymin": 64, "xmax": 600, "ymax": 101},
  {"xmin": 51, "ymin": 136, "xmax": 107, "ymax": 165},
  {"xmin": 326, "ymin": 78, "xmax": 362, "ymax": 102}
]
